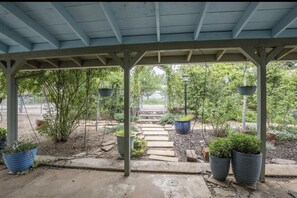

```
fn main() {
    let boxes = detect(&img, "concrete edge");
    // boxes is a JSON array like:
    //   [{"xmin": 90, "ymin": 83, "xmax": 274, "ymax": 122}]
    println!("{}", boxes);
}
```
[{"xmin": 34, "ymin": 155, "xmax": 297, "ymax": 177}]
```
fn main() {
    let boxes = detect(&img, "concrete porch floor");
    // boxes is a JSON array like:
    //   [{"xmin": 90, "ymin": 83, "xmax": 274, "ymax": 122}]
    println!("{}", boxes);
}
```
[{"xmin": 1, "ymin": 157, "xmax": 297, "ymax": 198}]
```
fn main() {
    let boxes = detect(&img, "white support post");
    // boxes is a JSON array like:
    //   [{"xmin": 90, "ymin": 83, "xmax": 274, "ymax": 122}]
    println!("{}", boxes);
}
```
[
  {"xmin": 123, "ymin": 51, "xmax": 131, "ymax": 176},
  {"xmin": 257, "ymin": 46, "xmax": 268, "ymax": 182},
  {"xmin": 240, "ymin": 45, "xmax": 284, "ymax": 182},
  {"xmin": 5, "ymin": 59, "xmax": 25, "ymax": 145},
  {"xmin": 109, "ymin": 50, "xmax": 146, "ymax": 176}
]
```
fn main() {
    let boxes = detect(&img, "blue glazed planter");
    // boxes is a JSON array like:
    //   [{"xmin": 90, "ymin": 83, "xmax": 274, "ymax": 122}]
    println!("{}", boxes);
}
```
[
  {"xmin": 2, "ymin": 148, "xmax": 37, "ymax": 173},
  {"xmin": 174, "ymin": 121, "xmax": 191, "ymax": 134}
]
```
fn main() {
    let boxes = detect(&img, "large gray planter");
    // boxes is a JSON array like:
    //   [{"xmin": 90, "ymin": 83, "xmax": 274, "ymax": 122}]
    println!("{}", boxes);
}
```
[
  {"xmin": 210, "ymin": 155, "xmax": 230, "ymax": 181},
  {"xmin": 116, "ymin": 134, "xmax": 135, "ymax": 157},
  {"xmin": 231, "ymin": 150, "xmax": 262, "ymax": 185}
]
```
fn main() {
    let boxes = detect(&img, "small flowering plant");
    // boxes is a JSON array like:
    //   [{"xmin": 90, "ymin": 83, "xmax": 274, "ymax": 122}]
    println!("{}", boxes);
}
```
[{"xmin": 3, "ymin": 141, "xmax": 37, "ymax": 154}]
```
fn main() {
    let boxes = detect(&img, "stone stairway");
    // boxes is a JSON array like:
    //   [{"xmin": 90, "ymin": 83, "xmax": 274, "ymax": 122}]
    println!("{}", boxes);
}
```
[
  {"xmin": 138, "ymin": 123, "xmax": 178, "ymax": 162},
  {"xmin": 137, "ymin": 108, "xmax": 166, "ymax": 124}
]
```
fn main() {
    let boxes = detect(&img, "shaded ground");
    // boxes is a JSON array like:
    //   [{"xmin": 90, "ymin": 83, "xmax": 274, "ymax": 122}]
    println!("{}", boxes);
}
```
[{"xmin": 0, "ymin": 166, "xmax": 296, "ymax": 198}]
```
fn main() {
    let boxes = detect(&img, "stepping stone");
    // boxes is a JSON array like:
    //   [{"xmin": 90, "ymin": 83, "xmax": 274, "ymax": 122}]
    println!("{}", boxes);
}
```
[
  {"xmin": 138, "ymin": 135, "xmax": 145, "ymax": 139},
  {"xmin": 140, "ymin": 124, "xmax": 164, "ymax": 128},
  {"xmin": 149, "ymin": 155, "xmax": 178, "ymax": 162},
  {"xmin": 141, "ymin": 128, "xmax": 164, "ymax": 131},
  {"xmin": 186, "ymin": 150, "xmax": 198, "ymax": 162},
  {"xmin": 143, "ymin": 131, "xmax": 168, "ymax": 136},
  {"xmin": 145, "ymin": 136, "xmax": 169, "ymax": 141},
  {"xmin": 271, "ymin": 158, "xmax": 296, "ymax": 165},
  {"xmin": 101, "ymin": 140, "xmax": 116, "ymax": 146},
  {"xmin": 147, "ymin": 150, "xmax": 175, "ymax": 157},
  {"xmin": 101, "ymin": 145, "xmax": 114, "ymax": 152},
  {"xmin": 147, "ymin": 141, "xmax": 173, "ymax": 148}
]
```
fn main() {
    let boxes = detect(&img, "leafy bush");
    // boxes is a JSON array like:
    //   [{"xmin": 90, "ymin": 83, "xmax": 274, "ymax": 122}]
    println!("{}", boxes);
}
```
[
  {"xmin": 114, "ymin": 113, "xmax": 138, "ymax": 122},
  {"xmin": 159, "ymin": 113, "xmax": 175, "ymax": 125},
  {"xmin": 3, "ymin": 141, "xmax": 37, "ymax": 154},
  {"xmin": 209, "ymin": 137, "xmax": 232, "ymax": 158},
  {"xmin": 0, "ymin": 128, "xmax": 7, "ymax": 141},
  {"xmin": 274, "ymin": 130, "xmax": 297, "ymax": 141},
  {"xmin": 175, "ymin": 114, "xmax": 194, "ymax": 121},
  {"xmin": 228, "ymin": 132, "xmax": 261, "ymax": 154},
  {"xmin": 107, "ymin": 124, "xmax": 139, "ymax": 133},
  {"xmin": 115, "ymin": 129, "xmax": 135, "ymax": 136},
  {"xmin": 132, "ymin": 137, "xmax": 147, "ymax": 157}
]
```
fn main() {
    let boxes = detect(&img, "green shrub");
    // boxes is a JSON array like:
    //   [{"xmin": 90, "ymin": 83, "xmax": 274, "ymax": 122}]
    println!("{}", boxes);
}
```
[
  {"xmin": 107, "ymin": 124, "xmax": 139, "ymax": 133},
  {"xmin": 3, "ymin": 141, "xmax": 37, "ymax": 154},
  {"xmin": 0, "ymin": 128, "xmax": 7, "ymax": 141},
  {"xmin": 115, "ymin": 129, "xmax": 135, "ymax": 136},
  {"xmin": 228, "ymin": 133, "xmax": 261, "ymax": 154},
  {"xmin": 209, "ymin": 137, "xmax": 232, "ymax": 158},
  {"xmin": 274, "ymin": 130, "xmax": 297, "ymax": 141},
  {"xmin": 114, "ymin": 113, "xmax": 138, "ymax": 122},
  {"xmin": 159, "ymin": 113, "xmax": 175, "ymax": 125},
  {"xmin": 132, "ymin": 137, "xmax": 147, "ymax": 157},
  {"xmin": 175, "ymin": 114, "xmax": 194, "ymax": 121}
]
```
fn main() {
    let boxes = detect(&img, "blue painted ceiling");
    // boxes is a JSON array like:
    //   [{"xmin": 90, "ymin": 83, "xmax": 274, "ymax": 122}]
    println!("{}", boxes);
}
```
[{"xmin": 0, "ymin": 2, "xmax": 297, "ymax": 54}]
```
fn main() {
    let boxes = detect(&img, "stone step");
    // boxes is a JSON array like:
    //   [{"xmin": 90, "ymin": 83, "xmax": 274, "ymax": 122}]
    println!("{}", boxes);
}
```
[
  {"xmin": 145, "ymin": 136, "xmax": 169, "ymax": 141},
  {"xmin": 139, "ymin": 124, "xmax": 164, "ymax": 128},
  {"xmin": 149, "ymin": 155, "xmax": 178, "ymax": 162},
  {"xmin": 147, "ymin": 141, "xmax": 174, "ymax": 148},
  {"xmin": 141, "ymin": 128, "xmax": 164, "ymax": 131},
  {"xmin": 139, "ymin": 114, "xmax": 163, "ymax": 117},
  {"xmin": 143, "ymin": 131, "xmax": 169, "ymax": 136},
  {"xmin": 147, "ymin": 150, "xmax": 175, "ymax": 157},
  {"xmin": 137, "ymin": 119, "xmax": 160, "ymax": 123}
]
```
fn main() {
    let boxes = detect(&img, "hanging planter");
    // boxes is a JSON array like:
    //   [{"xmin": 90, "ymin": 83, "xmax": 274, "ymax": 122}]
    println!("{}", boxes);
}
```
[
  {"xmin": 98, "ymin": 88, "xmax": 113, "ymax": 97},
  {"xmin": 292, "ymin": 112, "xmax": 297, "ymax": 120},
  {"xmin": 238, "ymin": 85, "xmax": 256, "ymax": 95}
]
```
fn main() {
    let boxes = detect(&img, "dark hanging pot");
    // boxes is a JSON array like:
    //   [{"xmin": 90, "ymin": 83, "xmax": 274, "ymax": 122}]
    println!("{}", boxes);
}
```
[
  {"xmin": 98, "ymin": 88, "xmax": 113, "ymax": 97},
  {"xmin": 292, "ymin": 112, "xmax": 297, "ymax": 120},
  {"xmin": 238, "ymin": 86, "xmax": 256, "ymax": 95}
]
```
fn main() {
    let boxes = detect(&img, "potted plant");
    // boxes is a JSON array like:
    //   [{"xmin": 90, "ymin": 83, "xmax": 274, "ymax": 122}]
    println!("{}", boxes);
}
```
[
  {"xmin": 209, "ymin": 137, "xmax": 232, "ymax": 181},
  {"xmin": 0, "ymin": 127, "xmax": 7, "ymax": 149},
  {"xmin": 228, "ymin": 133, "xmax": 262, "ymax": 185},
  {"xmin": 115, "ymin": 130, "xmax": 136, "ymax": 157},
  {"xmin": 98, "ymin": 82, "xmax": 113, "ymax": 97},
  {"xmin": 174, "ymin": 114, "xmax": 194, "ymax": 134},
  {"xmin": 2, "ymin": 141, "xmax": 37, "ymax": 173}
]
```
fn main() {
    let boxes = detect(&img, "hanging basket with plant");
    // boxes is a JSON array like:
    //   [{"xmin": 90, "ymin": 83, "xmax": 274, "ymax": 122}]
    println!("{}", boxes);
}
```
[{"xmin": 98, "ymin": 81, "xmax": 113, "ymax": 97}]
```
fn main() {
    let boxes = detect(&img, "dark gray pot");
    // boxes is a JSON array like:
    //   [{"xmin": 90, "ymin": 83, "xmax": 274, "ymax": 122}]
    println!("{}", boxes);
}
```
[
  {"xmin": 238, "ymin": 86, "xmax": 256, "ymax": 95},
  {"xmin": 210, "ymin": 155, "xmax": 230, "ymax": 181},
  {"xmin": 231, "ymin": 150, "xmax": 262, "ymax": 185}
]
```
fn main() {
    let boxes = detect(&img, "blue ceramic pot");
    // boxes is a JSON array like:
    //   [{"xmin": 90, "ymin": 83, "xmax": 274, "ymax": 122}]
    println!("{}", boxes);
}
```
[
  {"xmin": 2, "ymin": 148, "xmax": 37, "ymax": 173},
  {"xmin": 174, "ymin": 120, "xmax": 191, "ymax": 134}
]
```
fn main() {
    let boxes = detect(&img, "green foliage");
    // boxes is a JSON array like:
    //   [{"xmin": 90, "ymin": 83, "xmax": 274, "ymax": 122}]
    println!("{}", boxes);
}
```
[
  {"xmin": 273, "ymin": 126, "xmax": 297, "ymax": 141},
  {"xmin": 228, "ymin": 133, "xmax": 261, "ymax": 154},
  {"xmin": 114, "ymin": 113, "xmax": 138, "ymax": 122},
  {"xmin": 143, "ymin": 98, "xmax": 164, "ymax": 105},
  {"xmin": 209, "ymin": 137, "xmax": 232, "ymax": 158},
  {"xmin": 175, "ymin": 114, "xmax": 194, "ymax": 121},
  {"xmin": 132, "ymin": 137, "xmax": 147, "ymax": 157},
  {"xmin": 107, "ymin": 124, "xmax": 139, "ymax": 133},
  {"xmin": 138, "ymin": 66, "xmax": 162, "ymax": 98},
  {"xmin": 115, "ymin": 129, "xmax": 135, "ymax": 136},
  {"xmin": 160, "ymin": 113, "xmax": 176, "ymax": 125},
  {"xmin": 3, "ymin": 141, "xmax": 37, "ymax": 154},
  {"xmin": 0, "ymin": 127, "xmax": 7, "ymax": 141},
  {"xmin": 36, "ymin": 69, "xmax": 93, "ymax": 142}
]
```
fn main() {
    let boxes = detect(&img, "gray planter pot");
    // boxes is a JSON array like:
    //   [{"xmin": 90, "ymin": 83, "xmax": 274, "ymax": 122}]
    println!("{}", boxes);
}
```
[
  {"xmin": 238, "ymin": 86, "xmax": 256, "ymax": 95},
  {"xmin": 231, "ymin": 150, "xmax": 262, "ymax": 185},
  {"xmin": 210, "ymin": 155, "xmax": 230, "ymax": 181},
  {"xmin": 116, "ymin": 134, "xmax": 135, "ymax": 157}
]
